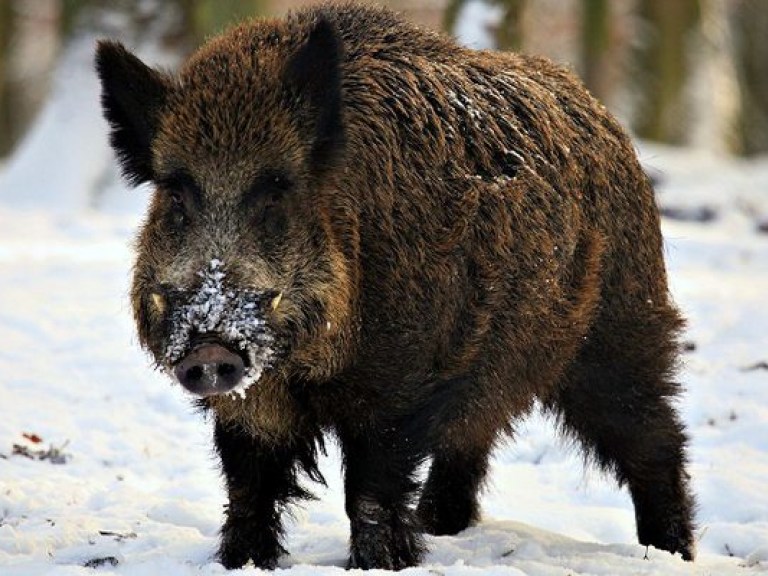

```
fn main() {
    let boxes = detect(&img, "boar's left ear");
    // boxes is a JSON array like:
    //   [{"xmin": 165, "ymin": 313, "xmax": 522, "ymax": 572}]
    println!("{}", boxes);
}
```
[
  {"xmin": 284, "ymin": 16, "xmax": 345, "ymax": 173},
  {"xmin": 95, "ymin": 41, "xmax": 171, "ymax": 186}
]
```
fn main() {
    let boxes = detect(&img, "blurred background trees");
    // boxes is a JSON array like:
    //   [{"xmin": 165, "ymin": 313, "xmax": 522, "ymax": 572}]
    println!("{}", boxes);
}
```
[
  {"xmin": 731, "ymin": 1, "xmax": 768, "ymax": 155},
  {"xmin": 0, "ymin": 0, "xmax": 767, "ymax": 160}
]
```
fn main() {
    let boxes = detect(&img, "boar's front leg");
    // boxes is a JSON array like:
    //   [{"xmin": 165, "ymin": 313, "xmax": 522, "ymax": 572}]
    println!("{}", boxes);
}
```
[
  {"xmin": 214, "ymin": 420, "xmax": 317, "ymax": 569},
  {"xmin": 339, "ymin": 426, "xmax": 426, "ymax": 570}
]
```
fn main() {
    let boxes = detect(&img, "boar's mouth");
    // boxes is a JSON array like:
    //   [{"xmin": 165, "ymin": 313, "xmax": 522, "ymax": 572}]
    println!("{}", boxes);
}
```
[{"xmin": 159, "ymin": 260, "xmax": 278, "ymax": 398}]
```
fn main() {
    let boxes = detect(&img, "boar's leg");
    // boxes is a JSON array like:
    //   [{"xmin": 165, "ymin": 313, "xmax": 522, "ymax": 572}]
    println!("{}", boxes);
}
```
[
  {"xmin": 417, "ymin": 445, "xmax": 492, "ymax": 536},
  {"xmin": 547, "ymin": 312, "xmax": 695, "ymax": 561},
  {"xmin": 339, "ymin": 427, "xmax": 426, "ymax": 570},
  {"xmin": 214, "ymin": 420, "xmax": 320, "ymax": 569}
]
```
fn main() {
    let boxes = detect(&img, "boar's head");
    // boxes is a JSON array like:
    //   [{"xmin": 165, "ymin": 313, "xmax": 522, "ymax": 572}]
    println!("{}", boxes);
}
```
[{"xmin": 96, "ymin": 17, "xmax": 357, "ymax": 397}]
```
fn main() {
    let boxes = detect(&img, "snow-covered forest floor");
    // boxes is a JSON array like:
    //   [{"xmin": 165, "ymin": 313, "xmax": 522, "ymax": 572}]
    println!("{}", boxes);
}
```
[{"xmin": 1, "ymin": 23, "xmax": 768, "ymax": 576}]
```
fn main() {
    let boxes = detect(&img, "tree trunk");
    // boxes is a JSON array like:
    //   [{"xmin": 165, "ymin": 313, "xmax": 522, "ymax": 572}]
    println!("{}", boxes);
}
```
[
  {"xmin": 442, "ymin": 0, "xmax": 464, "ymax": 37},
  {"xmin": 0, "ymin": 1, "xmax": 15, "ymax": 158},
  {"xmin": 181, "ymin": 0, "xmax": 265, "ymax": 43},
  {"xmin": 731, "ymin": 0, "xmax": 768, "ymax": 156},
  {"xmin": 495, "ymin": 0, "xmax": 527, "ymax": 51},
  {"xmin": 580, "ymin": 0, "xmax": 611, "ymax": 102},
  {"xmin": 631, "ymin": 0, "xmax": 700, "ymax": 144}
]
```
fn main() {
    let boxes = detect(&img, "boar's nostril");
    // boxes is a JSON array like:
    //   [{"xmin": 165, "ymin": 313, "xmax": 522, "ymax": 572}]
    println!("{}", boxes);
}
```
[
  {"xmin": 174, "ymin": 344, "xmax": 245, "ymax": 396},
  {"xmin": 218, "ymin": 363, "xmax": 237, "ymax": 377},
  {"xmin": 186, "ymin": 365, "xmax": 204, "ymax": 383}
]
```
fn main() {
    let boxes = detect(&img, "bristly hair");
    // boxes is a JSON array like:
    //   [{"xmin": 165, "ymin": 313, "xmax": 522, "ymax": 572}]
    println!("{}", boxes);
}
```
[
  {"xmin": 95, "ymin": 40, "xmax": 171, "ymax": 185},
  {"xmin": 283, "ymin": 16, "xmax": 346, "ymax": 176}
]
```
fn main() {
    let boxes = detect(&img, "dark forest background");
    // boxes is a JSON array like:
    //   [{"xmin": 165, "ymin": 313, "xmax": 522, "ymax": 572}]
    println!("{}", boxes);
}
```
[{"xmin": 1, "ymin": 0, "xmax": 767, "ymax": 160}]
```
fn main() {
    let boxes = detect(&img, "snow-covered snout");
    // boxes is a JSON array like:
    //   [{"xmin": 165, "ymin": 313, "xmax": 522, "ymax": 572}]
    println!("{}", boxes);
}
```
[{"xmin": 154, "ymin": 259, "xmax": 280, "ymax": 398}]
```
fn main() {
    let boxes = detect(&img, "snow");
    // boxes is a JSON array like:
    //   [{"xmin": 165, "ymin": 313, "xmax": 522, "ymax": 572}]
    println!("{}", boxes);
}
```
[
  {"xmin": 163, "ymin": 258, "xmax": 275, "ymax": 396},
  {"xmin": 1, "ymin": 22, "xmax": 768, "ymax": 576},
  {"xmin": 453, "ymin": 0, "xmax": 503, "ymax": 50}
]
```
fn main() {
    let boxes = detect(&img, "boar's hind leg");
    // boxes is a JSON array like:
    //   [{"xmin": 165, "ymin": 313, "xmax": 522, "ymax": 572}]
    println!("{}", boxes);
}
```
[
  {"xmin": 339, "ymin": 427, "xmax": 426, "ymax": 570},
  {"xmin": 547, "ymin": 311, "xmax": 695, "ymax": 561},
  {"xmin": 214, "ymin": 420, "xmax": 320, "ymax": 569},
  {"xmin": 417, "ymin": 443, "xmax": 492, "ymax": 536}
]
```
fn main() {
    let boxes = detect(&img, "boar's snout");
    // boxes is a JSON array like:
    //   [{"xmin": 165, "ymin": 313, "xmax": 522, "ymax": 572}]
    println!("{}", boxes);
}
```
[{"xmin": 174, "ymin": 343, "xmax": 245, "ymax": 396}]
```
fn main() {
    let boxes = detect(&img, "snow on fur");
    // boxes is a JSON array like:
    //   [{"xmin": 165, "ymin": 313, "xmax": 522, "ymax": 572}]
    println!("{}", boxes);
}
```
[{"xmin": 164, "ymin": 259, "xmax": 275, "ymax": 396}]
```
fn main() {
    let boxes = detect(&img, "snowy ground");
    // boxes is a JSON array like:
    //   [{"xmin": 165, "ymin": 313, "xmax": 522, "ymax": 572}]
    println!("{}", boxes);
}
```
[{"xmin": 1, "ymin": 22, "xmax": 768, "ymax": 575}]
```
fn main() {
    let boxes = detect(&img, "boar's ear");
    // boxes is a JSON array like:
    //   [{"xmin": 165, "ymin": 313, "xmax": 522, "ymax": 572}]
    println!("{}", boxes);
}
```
[
  {"xmin": 95, "ymin": 41, "xmax": 170, "ymax": 186},
  {"xmin": 284, "ymin": 17, "xmax": 345, "ymax": 172}
]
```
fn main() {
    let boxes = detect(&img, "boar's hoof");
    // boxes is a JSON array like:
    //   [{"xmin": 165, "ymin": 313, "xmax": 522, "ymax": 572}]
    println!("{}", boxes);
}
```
[
  {"xmin": 218, "ymin": 516, "xmax": 286, "ymax": 570},
  {"xmin": 174, "ymin": 344, "xmax": 245, "ymax": 396},
  {"xmin": 347, "ymin": 525, "xmax": 424, "ymax": 570},
  {"xmin": 347, "ymin": 508, "xmax": 424, "ymax": 570}
]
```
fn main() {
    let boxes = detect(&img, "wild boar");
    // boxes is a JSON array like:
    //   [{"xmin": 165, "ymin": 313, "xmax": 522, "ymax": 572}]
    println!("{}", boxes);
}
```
[{"xmin": 96, "ymin": 2, "xmax": 695, "ymax": 569}]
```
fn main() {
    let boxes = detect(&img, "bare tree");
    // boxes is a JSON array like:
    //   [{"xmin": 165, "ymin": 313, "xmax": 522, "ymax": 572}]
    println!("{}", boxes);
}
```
[
  {"xmin": 630, "ymin": 0, "xmax": 701, "ymax": 144},
  {"xmin": 0, "ymin": 1, "xmax": 13, "ymax": 157},
  {"xmin": 495, "ymin": 0, "xmax": 527, "ymax": 51},
  {"xmin": 580, "ymin": 0, "xmax": 610, "ymax": 101},
  {"xmin": 178, "ymin": 0, "xmax": 265, "ymax": 44},
  {"xmin": 731, "ymin": 0, "xmax": 768, "ymax": 155}
]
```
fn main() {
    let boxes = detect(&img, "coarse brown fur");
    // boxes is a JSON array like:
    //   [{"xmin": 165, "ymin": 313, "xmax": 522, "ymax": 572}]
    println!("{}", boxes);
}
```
[{"xmin": 96, "ymin": 2, "xmax": 695, "ymax": 570}]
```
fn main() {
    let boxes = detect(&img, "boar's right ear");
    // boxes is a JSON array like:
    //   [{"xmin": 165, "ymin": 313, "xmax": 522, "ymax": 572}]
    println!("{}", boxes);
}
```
[
  {"xmin": 95, "ymin": 41, "xmax": 170, "ymax": 186},
  {"xmin": 284, "ymin": 17, "xmax": 345, "ymax": 173}
]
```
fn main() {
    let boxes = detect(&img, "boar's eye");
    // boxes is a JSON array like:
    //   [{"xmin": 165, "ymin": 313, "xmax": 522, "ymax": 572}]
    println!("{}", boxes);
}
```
[
  {"xmin": 157, "ymin": 172, "xmax": 200, "ymax": 225},
  {"xmin": 247, "ymin": 170, "xmax": 293, "ymax": 211},
  {"xmin": 244, "ymin": 170, "xmax": 292, "ymax": 241},
  {"xmin": 266, "ymin": 170, "xmax": 293, "ymax": 194},
  {"xmin": 266, "ymin": 174, "xmax": 291, "ymax": 207},
  {"xmin": 169, "ymin": 190, "xmax": 184, "ymax": 208}
]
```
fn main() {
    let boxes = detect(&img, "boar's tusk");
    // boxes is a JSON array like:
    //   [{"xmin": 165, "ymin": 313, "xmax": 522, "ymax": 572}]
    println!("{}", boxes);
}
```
[
  {"xmin": 271, "ymin": 292, "xmax": 283, "ymax": 311},
  {"xmin": 150, "ymin": 292, "xmax": 167, "ymax": 314}
]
